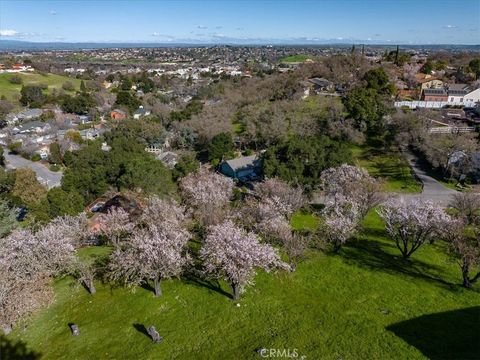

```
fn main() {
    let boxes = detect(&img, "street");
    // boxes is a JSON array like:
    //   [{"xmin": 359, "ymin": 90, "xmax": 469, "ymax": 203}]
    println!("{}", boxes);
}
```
[{"xmin": 3, "ymin": 150, "xmax": 63, "ymax": 189}]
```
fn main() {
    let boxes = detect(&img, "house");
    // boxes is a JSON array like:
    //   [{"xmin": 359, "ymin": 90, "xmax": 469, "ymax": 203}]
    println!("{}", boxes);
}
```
[
  {"xmin": 156, "ymin": 151, "xmax": 178, "ymax": 169},
  {"xmin": 464, "ymin": 87, "xmax": 480, "ymax": 104},
  {"xmin": 308, "ymin": 77, "xmax": 334, "ymax": 92},
  {"xmin": 133, "ymin": 106, "xmax": 151, "ymax": 119},
  {"xmin": 79, "ymin": 128, "xmax": 102, "ymax": 141},
  {"xmin": 422, "ymin": 88, "xmax": 448, "ymax": 101},
  {"xmin": 447, "ymin": 84, "xmax": 471, "ymax": 103},
  {"xmin": 415, "ymin": 74, "xmax": 444, "ymax": 90},
  {"xmin": 12, "ymin": 121, "xmax": 51, "ymax": 135},
  {"xmin": 110, "ymin": 109, "xmax": 127, "ymax": 120},
  {"xmin": 220, "ymin": 154, "xmax": 261, "ymax": 181}
]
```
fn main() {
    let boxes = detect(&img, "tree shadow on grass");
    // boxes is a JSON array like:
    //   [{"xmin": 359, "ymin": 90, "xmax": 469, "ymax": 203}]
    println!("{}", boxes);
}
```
[
  {"xmin": 387, "ymin": 307, "xmax": 480, "ymax": 360},
  {"xmin": 0, "ymin": 336, "xmax": 41, "ymax": 360},
  {"xmin": 341, "ymin": 235, "xmax": 457, "ymax": 291},
  {"xmin": 182, "ymin": 271, "xmax": 233, "ymax": 300},
  {"xmin": 132, "ymin": 323, "xmax": 151, "ymax": 339}
]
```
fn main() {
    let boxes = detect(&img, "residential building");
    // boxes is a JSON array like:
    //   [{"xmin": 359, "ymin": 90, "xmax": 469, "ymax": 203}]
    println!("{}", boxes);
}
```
[
  {"xmin": 220, "ymin": 154, "xmax": 261, "ymax": 181},
  {"xmin": 133, "ymin": 106, "xmax": 151, "ymax": 119},
  {"xmin": 110, "ymin": 109, "xmax": 127, "ymax": 120},
  {"xmin": 422, "ymin": 88, "xmax": 448, "ymax": 101}
]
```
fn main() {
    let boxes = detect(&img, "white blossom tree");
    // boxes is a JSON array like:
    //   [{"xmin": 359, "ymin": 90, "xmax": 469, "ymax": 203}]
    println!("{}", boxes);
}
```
[
  {"xmin": 321, "ymin": 164, "xmax": 384, "ymax": 217},
  {"xmin": 322, "ymin": 198, "xmax": 361, "ymax": 252},
  {"xmin": 180, "ymin": 168, "xmax": 234, "ymax": 225},
  {"xmin": 200, "ymin": 220, "xmax": 288, "ymax": 300},
  {"xmin": 377, "ymin": 198, "xmax": 452, "ymax": 259},
  {"xmin": 0, "ymin": 213, "xmax": 87, "ymax": 332},
  {"xmin": 255, "ymin": 178, "xmax": 306, "ymax": 217},
  {"xmin": 98, "ymin": 207, "xmax": 135, "ymax": 248},
  {"xmin": 108, "ymin": 199, "xmax": 191, "ymax": 297}
]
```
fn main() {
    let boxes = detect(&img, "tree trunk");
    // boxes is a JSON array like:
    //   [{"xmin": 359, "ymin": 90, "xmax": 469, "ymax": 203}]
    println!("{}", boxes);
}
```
[
  {"xmin": 462, "ymin": 262, "xmax": 472, "ymax": 288},
  {"xmin": 231, "ymin": 282, "xmax": 240, "ymax": 301},
  {"xmin": 83, "ymin": 278, "xmax": 96, "ymax": 295},
  {"xmin": 153, "ymin": 277, "xmax": 162, "ymax": 297}
]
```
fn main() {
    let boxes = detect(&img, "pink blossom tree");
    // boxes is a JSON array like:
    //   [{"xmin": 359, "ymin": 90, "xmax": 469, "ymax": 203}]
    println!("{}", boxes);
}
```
[
  {"xmin": 180, "ymin": 168, "xmax": 234, "ymax": 226},
  {"xmin": 321, "ymin": 164, "xmax": 384, "ymax": 217},
  {"xmin": 108, "ymin": 199, "xmax": 191, "ymax": 297},
  {"xmin": 377, "ymin": 198, "xmax": 452, "ymax": 258},
  {"xmin": 200, "ymin": 220, "xmax": 288, "ymax": 300}
]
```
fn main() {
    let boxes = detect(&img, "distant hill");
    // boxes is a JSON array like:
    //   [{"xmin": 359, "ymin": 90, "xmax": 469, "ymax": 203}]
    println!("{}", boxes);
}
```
[{"xmin": 1, "ymin": 39, "xmax": 479, "ymax": 52}]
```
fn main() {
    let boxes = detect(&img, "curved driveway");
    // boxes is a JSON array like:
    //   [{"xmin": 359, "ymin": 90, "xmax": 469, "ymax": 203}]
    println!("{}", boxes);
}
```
[{"xmin": 399, "ymin": 152, "xmax": 458, "ymax": 207}]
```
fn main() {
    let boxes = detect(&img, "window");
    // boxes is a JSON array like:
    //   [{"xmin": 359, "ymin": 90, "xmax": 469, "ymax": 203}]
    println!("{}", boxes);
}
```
[
  {"xmin": 460, "ymin": 98, "xmax": 463, "ymax": 102},
  {"xmin": 450, "ymin": 97, "xmax": 454, "ymax": 102}
]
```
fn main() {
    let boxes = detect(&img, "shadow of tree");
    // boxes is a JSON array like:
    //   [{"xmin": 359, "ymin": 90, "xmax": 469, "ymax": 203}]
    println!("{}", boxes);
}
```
[
  {"xmin": 387, "ymin": 307, "xmax": 480, "ymax": 360},
  {"xmin": 182, "ymin": 271, "xmax": 233, "ymax": 299},
  {"xmin": 341, "ymin": 235, "xmax": 457, "ymax": 291},
  {"xmin": 132, "ymin": 323, "xmax": 151, "ymax": 339},
  {"xmin": 0, "ymin": 336, "xmax": 41, "ymax": 360}
]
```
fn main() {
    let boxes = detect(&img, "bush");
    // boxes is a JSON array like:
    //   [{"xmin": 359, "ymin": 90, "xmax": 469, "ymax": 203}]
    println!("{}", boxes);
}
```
[
  {"xmin": 62, "ymin": 81, "xmax": 75, "ymax": 91},
  {"xmin": 31, "ymin": 154, "xmax": 41, "ymax": 162},
  {"xmin": 8, "ymin": 75, "xmax": 22, "ymax": 85},
  {"xmin": 49, "ymin": 164, "xmax": 61, "ymax": 172}
]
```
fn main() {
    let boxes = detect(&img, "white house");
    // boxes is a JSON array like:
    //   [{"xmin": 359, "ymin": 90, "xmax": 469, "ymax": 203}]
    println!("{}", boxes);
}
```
[{"xmin": 464, "ymin": 87, "xmax": 480, "ymax": 103}]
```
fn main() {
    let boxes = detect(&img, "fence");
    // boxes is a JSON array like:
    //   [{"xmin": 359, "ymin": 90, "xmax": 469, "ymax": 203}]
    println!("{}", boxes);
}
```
[
  {"xmin": 395, "ymin": 100, "xmax": 477, "ymax": 109},
  {"xmin": 429, "ymin": 126, "xmax": 476, "ymax": 134}
]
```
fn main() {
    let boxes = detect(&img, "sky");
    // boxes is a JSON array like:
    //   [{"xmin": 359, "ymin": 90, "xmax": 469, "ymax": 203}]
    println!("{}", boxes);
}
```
[{"xmin": 0, "ymin": 0, "xmax": 479, "ymax": 44}]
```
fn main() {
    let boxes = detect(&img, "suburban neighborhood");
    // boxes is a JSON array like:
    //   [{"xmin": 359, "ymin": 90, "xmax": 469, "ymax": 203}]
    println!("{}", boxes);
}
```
[{"xmin": 0, "ymin": 1, "xmax": 479, "ymax": 359}]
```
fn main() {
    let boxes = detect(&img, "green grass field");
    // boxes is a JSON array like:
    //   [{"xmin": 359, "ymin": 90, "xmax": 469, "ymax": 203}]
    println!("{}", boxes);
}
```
[
  {"xmin": 351, "ymin": 145, "xmax": 422, "ymax": 193},
  {"xmin": 0, "ymin": 72, "xmax": 82, "ymax": 103},
  {"xmin": 279, "ymin": 54, "xmax": 315, "ymax": 63},
  {"xmin": 4, "ymin": 211, "xmax": 479, "ymax": 359}
]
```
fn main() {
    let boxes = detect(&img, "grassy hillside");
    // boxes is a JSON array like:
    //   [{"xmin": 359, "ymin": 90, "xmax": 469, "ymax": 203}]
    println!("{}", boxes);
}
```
[
  {"xmin": 351, "ymin": 144, "xmax": 422, "ymax": 193},
  {"xmin": 5, "ymin": 212, "xmax": 479, "ymax": 359},
  {"xmin": 0, "ymin": 72, "xmax": 82, "ymax": 103}
]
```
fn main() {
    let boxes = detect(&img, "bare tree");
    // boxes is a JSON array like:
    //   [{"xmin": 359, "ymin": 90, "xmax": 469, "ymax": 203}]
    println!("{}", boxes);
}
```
[
  {"xmin": 446, "ymin": 219, "xmax": 480, "ymax": 288},
  {"xmin": 450, "ymin": 192, "xmax": 480, "ymax": 224}
]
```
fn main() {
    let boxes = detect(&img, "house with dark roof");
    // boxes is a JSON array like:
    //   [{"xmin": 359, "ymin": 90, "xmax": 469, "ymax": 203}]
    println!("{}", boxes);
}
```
[
  {"xmin": 422, "ymin": 88, "xmax": 448, "ymax": 101},
  {"xmin": 220, "ymin": 154, "xmax": 261, "ymax": 181},
  {"xmin": 133, "ymin": 106, "xmax": 151, "ymax": 119}
]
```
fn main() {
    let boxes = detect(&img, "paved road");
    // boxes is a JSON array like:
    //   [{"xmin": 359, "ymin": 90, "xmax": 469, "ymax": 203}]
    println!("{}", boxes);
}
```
[
  {"xmin": 3, "ymin": 150, "xmax": 62, "ymax": 189},
  {"xmin": 400, "ymin": 152, "xmax": 458, "ymax": 207}
]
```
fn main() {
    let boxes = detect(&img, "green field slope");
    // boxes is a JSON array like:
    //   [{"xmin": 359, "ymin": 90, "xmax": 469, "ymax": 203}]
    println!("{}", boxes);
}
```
[{"xmin": 4, "ymin": 211, "xmax": 479, "ymax": 359}]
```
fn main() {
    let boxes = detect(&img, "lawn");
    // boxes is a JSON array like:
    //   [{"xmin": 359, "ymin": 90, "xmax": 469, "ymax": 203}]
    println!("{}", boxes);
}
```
[
  {"xmin": 4, "ymin": 211, "xmax": 480, "ymax": 359},
  {"xmin": 291, "ymin": 211, "xmax": 319, "ymax": 231},
  {"xmin": 351, "ymin": 145, "xmax": 422, "ymax": 193},
  {"xmin": 0, "ymin": 72, "xmax": 82, "ymax": 103}
]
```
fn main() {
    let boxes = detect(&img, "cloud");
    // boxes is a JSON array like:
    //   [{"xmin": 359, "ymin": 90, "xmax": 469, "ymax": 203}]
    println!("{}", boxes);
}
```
[
  {"xmin": 235, "ymin": 27, "xmax": 244, "ymax": 31},
  {"xmin": 0, "ymin": 29, "xmax": 18, "ymax": 36},
  {"xmin": 49, "ymin": 10, "xmax": 57, "ymax": 15},
  {"xmin": 443, "ymin": 25, "xmax": 458, "ymax": 29},
  {"xmin": 151, "ymin": 32, "xmax": 175, "ymax": 39},
  {"xmin": 215, "ymin": 26, "xmax": 223, "ymax": 29},
  {"xmin": 197, "ymin": 25, "xmax": 207, "ymax": 29}
]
